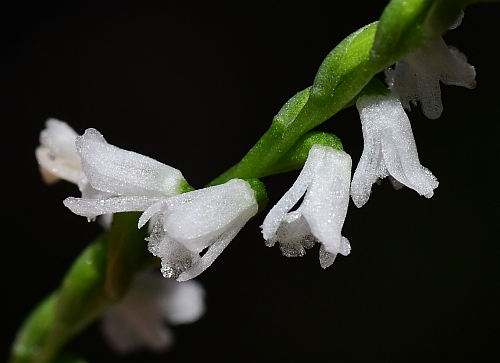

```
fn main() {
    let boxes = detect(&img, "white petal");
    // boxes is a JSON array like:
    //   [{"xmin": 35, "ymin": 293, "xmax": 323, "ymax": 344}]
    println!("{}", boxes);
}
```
[
  {"xmin": 139, "ymin": 199, "xmax": 170, "ymax": 229},
  {"xmin": 36, "ymin": 147, "xmax": 84, "ymax": 185},
  {"xmin": 177, "ymin": 200, "xmax": 257, "ymax": 281},
  {"xmin": 301, "ymin": 146, "xmax": 351, "ymax": 255},
  {"xmin": 448, "ymin": 10, "xmax": 464, "ymax": 30},
  {"xmin": 352, "ymin": 95, "xmax": 438, "ymax": 207},
  {"xmin": 319, "ymin": 244, "xmax": 336, "ymax": 269},
  {"xmin": 76, "ymin": 128, "xmax": 184, "ymax": 197},
  {"xmin": 385, "ymin": 37, "xmax": 475, "ymax": 119},
  {"xmin": 162, "ymin": 280, "xmax": 206, "ymax": 325},
  {"xmin": 319, "ymin": 237, "xmax": 351, "ymax": 269},
  {"xmin": 261, "ymin": 145, "xmax": 325, "ymax": 241},
  {"xmin": 349, "ymin": 115, "xmax": 384, "ymax": 208},
  {"xmin": 36, "ymin": 119, "xmax": 83, "ymax": 184},
  {"xmin": 63, "ymin": 196, "xmax": 162, "ymax": 220},
  {"xmin": 165, "ymin": 179, "xmax": 258, "ymax": 253},
  {"xmin": 339, "ymin": 237, "xmax": 351, "ymax": 256},
  {"xmin": 40, "ymin": 119, "xmax": 79, "ymax": 160},
  {"xmin": 102, "ymin": 305, "xmax": 173, "ymax": 354},
  {"xmin": 101, "ymin": 271, "xmax": 177, "ymax": 354}
]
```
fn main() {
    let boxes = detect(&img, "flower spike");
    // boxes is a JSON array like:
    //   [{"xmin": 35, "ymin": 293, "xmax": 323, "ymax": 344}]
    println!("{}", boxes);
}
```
[
  {"xmin": 262, "ymin": 145, "xmax": 352, "ymax": 268},
  {"xmin": 351, "ymin": 94, "xmax": 438, "ymax": 208},
  {"xmin": 142, "ymin": 178, "xmax": 259, "ymax": 281}
]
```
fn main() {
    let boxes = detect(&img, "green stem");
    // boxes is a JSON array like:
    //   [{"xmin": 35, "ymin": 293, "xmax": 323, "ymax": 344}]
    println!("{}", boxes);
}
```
[
  {"xmin": 12, "ymin": 1, "xmax": 496, "ymax": 362},
  {"xmin": 208, "ymin": 0, "xmax": 473, "ymax": 187},
  {"xmin": 10, "ymin": 294, "xmax": 58, "ymax": 363},
  {"xmin": 9, "ymin": 213, "xmax": 154, "ymax": 363},
  {"xmin": 207, "ymin": 77, "xmax": 387, "ymax": 186}
]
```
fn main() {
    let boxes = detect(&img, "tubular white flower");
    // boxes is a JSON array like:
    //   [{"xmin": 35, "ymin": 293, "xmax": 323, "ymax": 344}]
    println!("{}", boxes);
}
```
[
  {"xmin": 384, "ymin": 31, "xmax": 476, "ymax": 119},
  {"xmin": 141, "ymin": 178, "xmax": 258, "ymax": 281},
  {"xmin": 261, "ymin": 145, "xmax": 352, "ymax": 269},
  {"xmin": 351, "ymin": 94, "xmax": 439, "ymax": 208},
  {"xmin": 35, "ymin": 118, "xmax": 84, "ymax": 185},
  {"xmin": 102, "ymin": 271, "xmax": 205, "ymax": 354},
  {"xmin": 63, "ymin": 128, "xmax": 186, "ymax": 220}
]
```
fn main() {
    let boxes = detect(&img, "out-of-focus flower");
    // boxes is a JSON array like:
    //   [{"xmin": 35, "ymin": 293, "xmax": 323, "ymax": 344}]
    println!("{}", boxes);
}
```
[
  {"xmin": 36, "ymin": 120, "xmax": 116, "ymax": 228},
  {"xmin": 35, "ymin": 118, "xmax": 84, "ymax": 185},
  {"xmin": 351, "ymin": 94, "xmax": 438, "ymax": 208},
  {"xmin": 140, "ymin": 178, "xmax": 259, "ymax": 281},
  {"xmin": 63, "ymin": 128, "xmax": 186, "ymax": 221},
  {"xmin": 384, "ymin": 13, "xmax": 475, "ymax": 119},
  {"xmin": 102, "ymin": 271, "xmax": 205, "ymax": 354},
  {"xmin": 261, "ymin": 145, "xmax": 352, "ymax": 268}
]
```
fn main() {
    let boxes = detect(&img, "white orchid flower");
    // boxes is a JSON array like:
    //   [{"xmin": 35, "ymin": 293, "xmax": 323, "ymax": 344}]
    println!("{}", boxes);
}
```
[
  {"xmin": 262, "ymin": 145, "xmax": 352, "ymax": 269},
  {"xmin": 102, "ymin": 271, "xmax": 205, "ymax": 354},
  {"xmin": 351, "ymin": 94, "xmax": 439, "ymax": 208},
  {"xmin": 384, "ymin": 13, "xmax": 475, "ymax": 119},
  {"xmin": 63, "ymin": 128, "xmax": 186, "ymax": 221},
  {"xmin": 35, "ymin": 118, "xmax": 84, "ymax": 185},
  {"xmin": 140, "ymin": 178, "xmax": 259, "ymax": 281}
]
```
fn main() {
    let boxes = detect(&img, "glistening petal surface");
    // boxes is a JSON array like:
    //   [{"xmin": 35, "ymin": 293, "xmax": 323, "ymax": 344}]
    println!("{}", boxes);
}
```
[{"xmin": 77, "ymin": 128, "xmax": 184, "ymax": 197}]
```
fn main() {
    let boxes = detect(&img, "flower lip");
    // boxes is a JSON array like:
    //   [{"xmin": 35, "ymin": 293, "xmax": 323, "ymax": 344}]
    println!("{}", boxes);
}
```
[{"xmin": 143, "ymin": 178, "xmax": 259, "ymax": 281}]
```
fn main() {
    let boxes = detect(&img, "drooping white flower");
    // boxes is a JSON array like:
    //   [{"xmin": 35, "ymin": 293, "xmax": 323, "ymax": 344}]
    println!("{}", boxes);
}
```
[
  {"xmin": 261, "ymin": 145, "xmax": 352, "ymax": 269},
  {"xmin": 140, "ymin": 178, "xmax": 258, "ymax": 281},
  {"xmin": 102, "ymin": 271, "xmax": 205, "ymax": 354},
  {"xmin": 63, "ymin": 128, "xmax": 186, "ymax": 221},
  {"xmin": 35, "ymin": 118, "xmax": 84, "ymax": 185},
  {"xmin": 351, "ymin": 94, "xmax": 438, "ymax": 208},
  {"xmin": 384, "ymin": 29, "xmax": 476, "ymax": 119}
]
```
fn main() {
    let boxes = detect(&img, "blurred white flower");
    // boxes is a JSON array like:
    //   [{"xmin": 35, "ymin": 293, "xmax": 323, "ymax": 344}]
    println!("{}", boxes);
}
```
[
  {"xmin": 102, "ymin": 271, "xmax": 205, "ymax": 354},
  {"xmin": 140, "ymin": 178, "xmax": 258, "ymax": 281},
  {"xmin": 35, "ymin": 118, "xmax": 84, "ymax": 185},
  {"xmin": 261, "ymin": 145, "xmax": 352, "ymax": 269},
  {"xmin": 36, "ymin": 120, "xmax": 116, "ymax": 228},
  {"xmin": 351, "ymin": 94, "xmax": 438, "ymax": 208},
  {"xmin": 384, "ymin": 33, "xmax": 476, "ymax": 119},
  {"xmin": 63, "ymin": 128, "xmax": 186, "ymax": 221}
]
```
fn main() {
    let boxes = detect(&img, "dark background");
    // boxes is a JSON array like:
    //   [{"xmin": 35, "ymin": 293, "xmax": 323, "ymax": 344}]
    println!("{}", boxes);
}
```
[{"xmin": 2, "ymin": 1, "xmax": 499, "ymax": 362}]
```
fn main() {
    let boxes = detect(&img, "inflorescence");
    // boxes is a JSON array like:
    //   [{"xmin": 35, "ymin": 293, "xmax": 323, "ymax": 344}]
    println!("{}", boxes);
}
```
[{"xmin": 34, "ymin": 12, "xmax": 475, "ymax": 354}]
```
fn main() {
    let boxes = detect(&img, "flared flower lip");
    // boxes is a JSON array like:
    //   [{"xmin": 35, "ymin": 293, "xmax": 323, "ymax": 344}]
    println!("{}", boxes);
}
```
[{"xmin": 142, "ymin": 179, "xmax": 259, "ymax": 281}]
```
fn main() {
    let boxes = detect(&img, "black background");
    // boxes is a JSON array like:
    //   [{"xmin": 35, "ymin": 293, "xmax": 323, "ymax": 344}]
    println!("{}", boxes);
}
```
[{"xmin": 2, "ymin": 1, "xmax": 499, "ymax": 362}]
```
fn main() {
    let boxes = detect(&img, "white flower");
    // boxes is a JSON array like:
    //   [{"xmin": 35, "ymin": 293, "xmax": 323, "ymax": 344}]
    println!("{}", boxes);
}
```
[
  {"xmin": 261, "ymin": 145, "xmax": 352, "ymax": 269},
  {"xmin": 351, "ymin": 94, "xmax": 438, "ymax": 208},
  {"xmin": 384, "ymin": 32, "xmax": 476, "ymax": 119},
  {"xmin": 63, "ymin": 128, "xmax": 186, "ymax": 221},
  {"xmin": 35, "ymin": 118, "xmax": 84, "ymax": 185},
  {"xmin": 140, "ymin": 178, "xmax": 258, "ymax": 281},
  {"xmin": 102, "ymin": 271, "xmax": 205, "ymax": 354}
]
